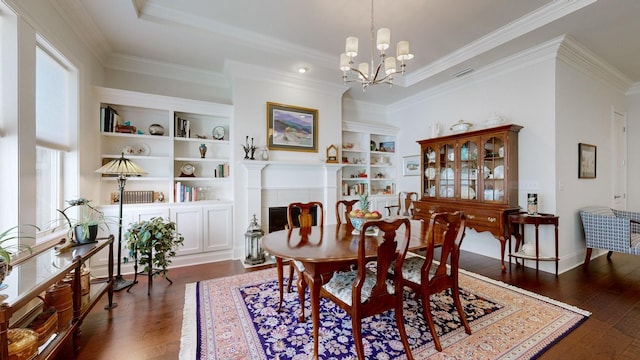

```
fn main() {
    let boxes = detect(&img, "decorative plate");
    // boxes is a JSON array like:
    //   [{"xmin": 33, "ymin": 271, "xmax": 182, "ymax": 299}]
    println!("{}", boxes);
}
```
[
  {"xmin": 133, "ymin": 143, "xmax": 150, "ymax": 156},
  {"xmin": 425, "ymin": 167, "xmax": 436, "ymax": 180},
  {"xmin": 121, "ymin": 145, "xmax": 134, "ymax": 155},
  {"xmin": 461, "ymin": 186, "xmax": 476, "ymax": 200},
  {"xmin": 494, "ymin": 165, "xmax": 504, "ymax": 179}
]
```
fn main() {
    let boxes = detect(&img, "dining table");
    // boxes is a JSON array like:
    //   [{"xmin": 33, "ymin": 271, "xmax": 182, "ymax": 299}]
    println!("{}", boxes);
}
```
[{"xmin": 261, "ymin": 219, "xmax": 427, "ymax": 359}]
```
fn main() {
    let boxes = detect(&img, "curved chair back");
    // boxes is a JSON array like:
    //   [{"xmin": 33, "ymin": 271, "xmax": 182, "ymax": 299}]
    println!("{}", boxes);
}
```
[{"xmin": 335, "ymin": 199, "xmax": 358, "ymax": 225}]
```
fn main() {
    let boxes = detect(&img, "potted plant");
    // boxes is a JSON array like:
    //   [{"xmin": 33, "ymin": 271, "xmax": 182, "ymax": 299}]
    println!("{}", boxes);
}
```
[
  {"xmin": 57, "ymin": 198, "xmax": 110, "ymax": 245},
  {"xmin": 0, "ymin": 225, "xmax": 37, "ymax": 289},
  {"xmin": 124, "ymin": 217, "xmax": 184, "ymax": 279}
]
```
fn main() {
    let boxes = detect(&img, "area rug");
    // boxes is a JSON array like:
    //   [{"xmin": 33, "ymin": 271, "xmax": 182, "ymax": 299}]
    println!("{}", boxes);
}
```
[{"xmin": 180, "ymin": 267, "xmax": 590, "ymax": 359}]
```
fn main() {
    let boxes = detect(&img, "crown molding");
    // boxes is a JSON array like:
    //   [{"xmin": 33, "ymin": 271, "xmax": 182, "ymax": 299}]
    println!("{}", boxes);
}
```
[
  {"xmin": 136, "ymin": 1, "xmax": 336, "ymax": 70},
  {"xmin": 225, "ymin": 60, "xmax": 348, "ymax": 98},
  {"xmin": 50, "ymin": 0, "xmax": 112, "ymax": 67},
  {"xmin": 390, "ymin": 36, "xmax": 565, "ymax": 112},
  {"xmin": 405, "ymin": 0, "xmax": 596, "ymax": 87},
  {"xmin": 108, "ymin": 53, "xmax": 229, "ymax": 88},
  {"xmin": 556, "ymin": 36, "xmax": 633, "ymax": 94}
]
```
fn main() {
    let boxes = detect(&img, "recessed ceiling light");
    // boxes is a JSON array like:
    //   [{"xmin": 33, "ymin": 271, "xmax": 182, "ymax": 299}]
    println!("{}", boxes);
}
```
[{"xmin": 298, "ymin": 67, "xmax": 308, "ymax": 74}]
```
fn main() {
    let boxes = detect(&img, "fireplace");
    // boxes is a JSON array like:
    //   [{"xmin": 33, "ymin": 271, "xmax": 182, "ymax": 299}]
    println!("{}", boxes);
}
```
[{"xmin": 268, "ymin": 206, "xmax": 318, "ymax": 233}]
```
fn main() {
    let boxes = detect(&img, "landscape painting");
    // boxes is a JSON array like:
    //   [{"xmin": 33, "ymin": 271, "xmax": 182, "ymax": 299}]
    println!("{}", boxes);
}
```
[{"xmin": 267, "ymin": 102, "xmax": 318, "ymax": 152}]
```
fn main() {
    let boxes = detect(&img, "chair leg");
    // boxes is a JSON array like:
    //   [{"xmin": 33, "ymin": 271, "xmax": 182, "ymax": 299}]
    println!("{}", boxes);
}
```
[
  {"xmin": 352, "ymin": 316, "xmax": 365, "ymax": 359},
  {"xmin": 607, "ymin": 250, "xmax": 613, "ymax": 259},
  {"xmin": 583, "ymin": 248, "xmax": 592, "ymax": 270},
  {"xmin": 287, "ymin": 264, "xmax": 294, "ymax": 293},
  {"xmin": 296, "ymin": 269, "xmax": 306, "ymax": 322},
  {"xmin": 276, "ymin": 257, "xmax": 284, "ymax": 311},
  {"xmin": 421, "ymin": 292, "xmax": 442, "ymax": 352},
  {"xmin": 452, "ymin": 286, "xmax": 471, "ymax": 335},
  {"xmin": 394, "ymin": 298, "xmax": 414, "ymax": 360}
]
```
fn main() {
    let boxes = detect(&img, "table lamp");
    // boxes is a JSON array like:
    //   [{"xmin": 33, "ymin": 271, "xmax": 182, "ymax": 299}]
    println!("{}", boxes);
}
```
[{"xmin": 95, "ymin": 153, "xmax": 147, "ymax": 291}]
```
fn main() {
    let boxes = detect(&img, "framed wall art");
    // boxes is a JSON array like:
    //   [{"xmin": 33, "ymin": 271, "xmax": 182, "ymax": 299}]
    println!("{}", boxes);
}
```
[
  {"xmin": 402, "ymin": 155, "xmax": 420, "ymax": 176},
  {"xmin": 578, "ymin": 143, "xmax": 596, "ymax": 179},
  {"xmin": 267, "ymin": 102, "xmax": 318, "ymax": 152}
]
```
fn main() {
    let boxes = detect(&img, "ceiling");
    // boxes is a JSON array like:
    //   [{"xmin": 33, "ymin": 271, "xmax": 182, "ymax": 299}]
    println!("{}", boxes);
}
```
[{"xmin": 53, "ymin": 0, "xmax": 640, "ymax": 105}]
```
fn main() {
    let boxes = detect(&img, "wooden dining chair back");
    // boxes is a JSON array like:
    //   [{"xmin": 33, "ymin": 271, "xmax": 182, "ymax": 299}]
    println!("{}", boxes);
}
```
[
  {"xmin": 274, "ymin": 201, "xmax": 324, "ymax": 321},
  {"xmin": 320, "ymin": 218, "xmax": 414, "ymax": 360},
  {"xmin": 385, "ymin": 191, "xmax": 419, "ymax": 217},
  {"xmin": 400, "ymin": 211, "xmax": 470, "ymax": 351},
  {"xmin": 335, "ymin": 199, "xmax": 358, "ymax": 226}
]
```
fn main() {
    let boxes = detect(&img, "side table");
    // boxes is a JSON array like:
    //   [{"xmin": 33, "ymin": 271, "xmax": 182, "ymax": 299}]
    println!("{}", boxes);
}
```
[{"xmin": 508, "ymin": 212, "xmax": 559, "ymax": 275}]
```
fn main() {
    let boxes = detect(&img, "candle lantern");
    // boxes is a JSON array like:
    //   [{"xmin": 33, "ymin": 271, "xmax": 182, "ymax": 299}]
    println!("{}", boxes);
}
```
[{"xmin": 244, "ymin": 214, "xmax": 266, "ymax": 265}]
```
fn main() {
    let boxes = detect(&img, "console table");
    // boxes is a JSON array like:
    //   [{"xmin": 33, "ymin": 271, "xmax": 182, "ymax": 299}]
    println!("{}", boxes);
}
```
[
  {"xmin": 0, "ymin": 236, "xmax": 114, "ymax": 359},
  {"xmin": 508, "ymin": 212, "xmax": 559, "ymax": 275}
]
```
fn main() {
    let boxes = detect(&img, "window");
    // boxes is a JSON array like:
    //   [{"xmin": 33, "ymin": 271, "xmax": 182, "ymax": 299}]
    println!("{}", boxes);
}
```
[{"xmin": 35, "ymin": 44, "xmax": 71, "ymax": 234}]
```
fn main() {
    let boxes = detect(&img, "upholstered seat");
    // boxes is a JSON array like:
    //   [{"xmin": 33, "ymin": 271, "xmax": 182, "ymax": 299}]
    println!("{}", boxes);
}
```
[{"xmin": 580, "ymin": 206, "xmax": 640, "ymax": 269}]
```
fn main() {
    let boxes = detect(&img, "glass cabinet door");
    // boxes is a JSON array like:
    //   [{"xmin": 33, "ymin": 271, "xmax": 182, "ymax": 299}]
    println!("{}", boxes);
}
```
[
  {"xmin": 459, "ymin": 140, "xmax": 479, "ymax": 200},
  {"xmin": 481, "ymin": 135, "xmax": 506, "ymax": 202},
  {"xmin": 439, "ymin": 143, "xmax": 456, "ymax": 198},
  {"xmin": 422, "ymin": 145, "xmax": 437, "ymax": 198}
]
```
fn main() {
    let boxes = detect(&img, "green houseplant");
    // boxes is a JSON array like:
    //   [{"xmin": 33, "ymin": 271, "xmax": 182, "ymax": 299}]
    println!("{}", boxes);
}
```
[
  {"xmin": 124, "ymin": 217, "xmax": 184, "ymax": 279},
  {"xmin": 57, "ymin": 198, "xmax": 110, "ymax": 245},
  {"xmin": 0, "ymin": 225, "xmax": 37, "ymax": 289}
]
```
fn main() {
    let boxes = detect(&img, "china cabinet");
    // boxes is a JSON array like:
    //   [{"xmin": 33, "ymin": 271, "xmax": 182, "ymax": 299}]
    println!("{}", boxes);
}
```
[
  {"xmin": 413, "ymin": 124, "xmax": 522, "ymax": 271},
  {"xmin": 341, "ymin": 121, "xmax": 398, "ymax": 212},
  {"xmin": 0, "ymin": 236, "xmax": 114, "ymax": 359}
]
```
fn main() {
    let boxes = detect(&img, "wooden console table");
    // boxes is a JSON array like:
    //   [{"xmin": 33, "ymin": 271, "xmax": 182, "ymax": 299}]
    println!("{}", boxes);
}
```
[
  {"xmin": 0, "ymin": 236, "xmax": 114, "ymax": 359},
  {"xmin": 508, "ymin": 212, "xmax": 559, "ymax": 275}
]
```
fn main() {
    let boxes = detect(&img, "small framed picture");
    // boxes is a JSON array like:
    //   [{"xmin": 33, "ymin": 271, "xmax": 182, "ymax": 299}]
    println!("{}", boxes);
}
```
[
  {"xmin": 402, "ymin": 155, "xmax": 420, "ymax": 176},
  {"xmin": 266, "ymin": 102, "xmax": 318, "ymax": 152},
  {"xmin": 578, "ymin": 143, "xmax": 596, "ymax": 179}
]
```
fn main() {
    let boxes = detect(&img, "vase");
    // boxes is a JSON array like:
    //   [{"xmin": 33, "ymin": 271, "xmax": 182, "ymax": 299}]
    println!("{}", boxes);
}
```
[
  {"xmin": 199, "ymin": 144, "xmax": 207, "ymax": 158},
  {"xmin": 0, "ymin": 260, "xmax": 9, "ymax": 290},
  {"xmin": 261, "ymin": 147, "xmax": 269, "ymax": 161}
]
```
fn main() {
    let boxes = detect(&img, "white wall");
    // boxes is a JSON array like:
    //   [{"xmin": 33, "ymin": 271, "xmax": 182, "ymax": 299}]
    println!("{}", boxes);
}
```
[
  {"xmin": 555, "ymin": 54, "xmax": 628, "ymax": 269},
  {"xmin": 227, "ymin": 61, "xmax": 346, "ymax": 258}
]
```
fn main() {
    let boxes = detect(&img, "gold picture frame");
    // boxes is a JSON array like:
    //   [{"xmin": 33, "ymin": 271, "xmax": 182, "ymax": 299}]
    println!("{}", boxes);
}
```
[{"xmin": 267, "ymin": 102, "xmax": 318, "ymax": 152}]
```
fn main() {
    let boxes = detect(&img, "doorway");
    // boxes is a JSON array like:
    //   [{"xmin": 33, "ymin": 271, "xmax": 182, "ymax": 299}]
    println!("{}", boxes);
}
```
[{"xmin": 612, "ymin": 108, "xmax": 627, "ymax": 210}]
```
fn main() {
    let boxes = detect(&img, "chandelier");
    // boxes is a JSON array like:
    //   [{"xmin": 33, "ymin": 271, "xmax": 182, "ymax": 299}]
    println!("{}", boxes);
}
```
[{"xmin": 339, "ymin": 0, "xmax": 414, "ymax": 90}]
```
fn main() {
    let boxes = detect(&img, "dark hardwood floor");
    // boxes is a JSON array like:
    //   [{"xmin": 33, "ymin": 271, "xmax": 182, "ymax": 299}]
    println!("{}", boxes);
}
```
[{"xmin": 54, "ymin": 251, "xmax": 640, "ymax": 360}]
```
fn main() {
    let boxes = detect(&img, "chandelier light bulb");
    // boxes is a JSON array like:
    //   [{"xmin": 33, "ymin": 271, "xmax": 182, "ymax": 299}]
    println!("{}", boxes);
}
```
[
  {"xmin": 340, "ymin": 54, "xmax": 351, "ymax": 71},
  {"xmin": 384, "ymin": 57, "xmax": 396, "ymax": 75},
  {"xmin": 345, "ymin": 36, "xmax": 359, "ymax": 57},
  {"xmin": 396, "ymin": 40, "xmax": 413, "ymax": 61},
  {"xmin": 376, "ymin": 28, "xmax": 390, "ymax": 51}
]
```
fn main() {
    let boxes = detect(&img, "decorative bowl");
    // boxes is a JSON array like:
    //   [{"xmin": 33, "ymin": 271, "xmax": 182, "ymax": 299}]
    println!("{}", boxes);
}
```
[
  {"xmin": 450, "ymin": 120, "xmax": 472, "ymax": 134},
  {"xmin": 350, "ymin": 217, "xmax": 366, "ymax": 232}
]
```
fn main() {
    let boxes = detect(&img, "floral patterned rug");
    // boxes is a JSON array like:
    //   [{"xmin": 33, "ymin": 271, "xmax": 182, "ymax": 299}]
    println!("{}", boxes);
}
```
[{"xmin": 180, "ymin": 267, "xmax": 589, "ymax": 359}]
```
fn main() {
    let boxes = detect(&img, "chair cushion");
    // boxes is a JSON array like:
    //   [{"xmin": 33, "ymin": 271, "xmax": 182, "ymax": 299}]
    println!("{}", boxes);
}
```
[
  {"xmin": 631, "ymin": 233, "xmax": 640, "ymax": 255},
  {"xmin": 292, "ymin": 260, "xmax": 305, "ymax": 272},
  {"xmin": 322, "ymin": 269, "xmax": 395, "ymax": 306}
]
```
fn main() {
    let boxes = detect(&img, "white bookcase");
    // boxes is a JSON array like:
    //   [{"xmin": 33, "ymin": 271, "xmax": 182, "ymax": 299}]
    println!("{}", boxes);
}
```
[{"xmin": 341, "ymin": 121, "xmax": 398, "ymax": 213}]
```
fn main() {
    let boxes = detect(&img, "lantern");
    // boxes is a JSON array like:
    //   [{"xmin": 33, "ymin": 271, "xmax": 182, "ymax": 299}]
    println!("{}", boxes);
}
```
[{"xmin": 244, "ymin": 214, "xmax": 266, "ymax": 265}]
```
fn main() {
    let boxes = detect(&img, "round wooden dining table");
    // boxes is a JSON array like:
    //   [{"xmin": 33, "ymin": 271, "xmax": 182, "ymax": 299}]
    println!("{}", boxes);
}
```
[{"xmin": 261, "ymin": 220, "xmax": 426, "ymax": 359}]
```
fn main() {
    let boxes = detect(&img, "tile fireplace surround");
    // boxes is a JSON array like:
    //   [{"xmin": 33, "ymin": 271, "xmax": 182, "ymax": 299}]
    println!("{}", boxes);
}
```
[{"xmin": 243, "ymin": 161, "xmax": 343, "ymax": 233}]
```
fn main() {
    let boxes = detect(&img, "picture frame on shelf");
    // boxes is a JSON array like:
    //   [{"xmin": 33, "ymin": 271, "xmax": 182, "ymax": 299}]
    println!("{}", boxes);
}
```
[
  {"xmin": 266, "ymin": 102, "xmax": 318, "ymax": 152},
  {"xmin": 379, "ymin": 141, "xmax": 395, "ymax": 152},
  {"xmin": 402, "ymin": 155, "xmax": 420, "ymax": 176},
  {"xmin": 578, "ymin": 143, "xmax": 596, "ymax": 179}
]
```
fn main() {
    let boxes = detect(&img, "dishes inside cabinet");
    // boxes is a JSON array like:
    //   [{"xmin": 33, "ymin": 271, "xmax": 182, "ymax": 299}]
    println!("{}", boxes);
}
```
[
  {"xmin": 494, "ymin": 165, "xmax": 504, "ymax": 179},
  {"xmin": 428, "ymin": 151, "xmax": 436, "ymax": 163},
  {"xmin": 425, "ymin": 167, "xmax": 436, "ymax": 180},
  {"xmin": 440, "ymin": 167, "xmax": 454, "ymax": 179},
  {"xmin": 460, "ymin": 186, "xmax": 476, "ymax": 200}
]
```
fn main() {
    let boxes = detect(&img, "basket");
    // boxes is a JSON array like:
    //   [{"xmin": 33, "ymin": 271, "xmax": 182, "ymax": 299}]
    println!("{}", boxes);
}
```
[{"xmin": 26, "ymin": 308, "xmax": 58, "ymax": 346}]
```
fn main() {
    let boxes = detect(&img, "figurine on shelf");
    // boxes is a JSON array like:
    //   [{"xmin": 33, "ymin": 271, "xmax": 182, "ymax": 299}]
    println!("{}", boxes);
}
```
[
  {"xmin": 199, "ymin": 144, "xmax": 207, "ymax": 158},
  {"xmin": 242, "ymin": 136, "xmax": 251, "ymax": 159}
]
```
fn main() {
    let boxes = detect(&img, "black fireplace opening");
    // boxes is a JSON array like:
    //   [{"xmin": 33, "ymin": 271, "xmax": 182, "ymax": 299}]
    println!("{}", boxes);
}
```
[{"xmin": 268, "ymin": 206, "xmax": 318, "ymax": 233}]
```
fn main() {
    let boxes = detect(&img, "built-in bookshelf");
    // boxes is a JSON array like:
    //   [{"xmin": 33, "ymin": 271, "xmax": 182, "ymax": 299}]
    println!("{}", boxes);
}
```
[
  {"xmin": 95, "ymin": 87, "xmax": 234, "ymax": 206},
  {"xmin": 341, "ymin": 121, "xmax": 398, "ymax": 213}
]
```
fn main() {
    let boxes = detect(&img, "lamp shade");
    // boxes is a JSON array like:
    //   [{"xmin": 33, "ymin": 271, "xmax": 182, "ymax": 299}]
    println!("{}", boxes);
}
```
[{"xmin": 95, "ymin": 153, "xmax": 147, "ymax": 177}]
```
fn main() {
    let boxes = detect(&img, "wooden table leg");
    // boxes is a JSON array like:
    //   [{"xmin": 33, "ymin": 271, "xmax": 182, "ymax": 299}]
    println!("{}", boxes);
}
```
[
  {"xmin": 276, "ymin": 257, "xmax": 284, "ymax": 311},
  {"xmin": 309, "ymin": 270, "xmax": 321, "ymax": 360}
]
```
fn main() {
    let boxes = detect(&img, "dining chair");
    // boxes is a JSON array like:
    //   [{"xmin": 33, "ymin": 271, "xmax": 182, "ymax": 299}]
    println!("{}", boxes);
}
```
[
  {"xmin": 385, "ymin": 191, "xmax": 418, "ymax": 217},
  {"xmin": 399, "ymin": 211, "xmax": 471, "ymax": 351},
  {"xmin": 335, "ymin": 199, "xmax": 358, "ymax": 226},
  {"xmin": 275, "ymin": 201, "xmax": 324, "ymax": 321},
  {"xmin": 320, "ymin": 218, "xmax": 414, "ymax": 360}
]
